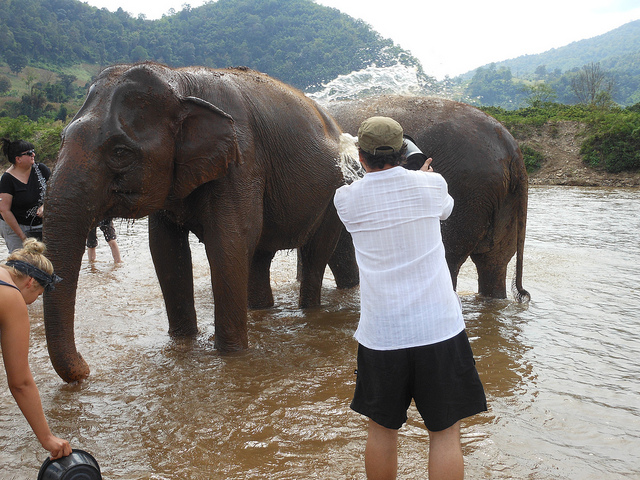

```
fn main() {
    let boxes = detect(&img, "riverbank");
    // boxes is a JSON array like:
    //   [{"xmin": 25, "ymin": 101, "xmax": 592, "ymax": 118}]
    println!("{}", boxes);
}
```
[{"xmin": 519, "ymin": 121, "xmax": 640, "ymax": 187}]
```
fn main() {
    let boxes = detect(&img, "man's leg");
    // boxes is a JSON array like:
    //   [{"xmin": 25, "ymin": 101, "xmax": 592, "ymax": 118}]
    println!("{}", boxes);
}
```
[
  {"xmin": 428, "ymin": 421, "xmax": 463, "ymax": 480},
  {"xmin": 365, "ymin": 418, "xmax": 398, "ymax": 480},
  {"xmin": 108, "ymin": 239, "xmax": 122, "ymax": 263}
]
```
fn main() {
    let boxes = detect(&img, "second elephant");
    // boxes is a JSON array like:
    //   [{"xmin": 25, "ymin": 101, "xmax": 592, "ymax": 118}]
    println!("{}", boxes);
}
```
[{"xmin": 327, "ymin": 95, "xmax": 530, "ymax": 301}]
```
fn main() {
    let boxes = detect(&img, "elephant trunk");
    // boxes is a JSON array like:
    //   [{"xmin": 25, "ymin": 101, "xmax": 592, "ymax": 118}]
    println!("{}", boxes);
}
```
[
  {"xmin": 42, "ymin": 236, "xmax": 89, "ymax": 383},
  {"xmin": 43, "ymin": 155, "xmax": 103, "ymax": 382}
]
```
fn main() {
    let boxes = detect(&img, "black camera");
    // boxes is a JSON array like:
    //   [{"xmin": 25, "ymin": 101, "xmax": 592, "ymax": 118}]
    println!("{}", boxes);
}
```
[{"xmin": 402, "ymin": 135, "xmax": 428, "ymax": 171}]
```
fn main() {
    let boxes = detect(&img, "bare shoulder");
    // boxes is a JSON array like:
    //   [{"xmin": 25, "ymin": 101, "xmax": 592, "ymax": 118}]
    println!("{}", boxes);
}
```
[{"xmin": 0, "ymin": 271, "xmax": 27, "ymax": 327}]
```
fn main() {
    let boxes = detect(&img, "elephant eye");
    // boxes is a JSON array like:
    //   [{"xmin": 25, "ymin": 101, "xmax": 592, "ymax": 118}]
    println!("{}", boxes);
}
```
[
  {"xmin": 113, "ymin": 147, "xmax": 129, "ymax": 158},
  {"xmin": 107, "ymin": 145, "xmax": 138, "ymax": 173}
]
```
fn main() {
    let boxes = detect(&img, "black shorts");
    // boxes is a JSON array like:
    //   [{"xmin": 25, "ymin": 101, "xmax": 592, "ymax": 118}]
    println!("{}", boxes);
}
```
[
  {"xmin": 86, "ymin": 219, "xmax": 117, "ymax": 248},
  {"xmin": 351, "ymin": 330, "xmax": 487, "ymax": 431}
]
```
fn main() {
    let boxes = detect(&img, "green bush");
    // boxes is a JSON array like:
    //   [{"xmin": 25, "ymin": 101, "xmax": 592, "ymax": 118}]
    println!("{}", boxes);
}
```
[
  {"xmin": 0, "ymin": 76, "xmax": 11, "ymax": 95},
  {"xmin": 581, "ymin": 130, "xmax": 640, "ymax": 172},
  {"xmin": 520, "ymin": 145, "xmax": 544, "ymax": 173},
  {"xmin": 0, "ymin": 116, "xmax": 37, "ymax": 141},
  {"xmin": 580, "ymin": 111, "xmax": 640, "ymax": 173},
  {"xmin": 0, "ymin": 116, "xmax": 65, "ymax": 167},
  {"xmin": 484, "ymin": 102, "xmax": 640, "ymax": 174}
]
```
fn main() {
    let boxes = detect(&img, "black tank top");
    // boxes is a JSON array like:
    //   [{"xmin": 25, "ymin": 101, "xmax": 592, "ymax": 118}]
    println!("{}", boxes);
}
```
[{"xmin": 0, "ymin": 279, "xmax": 20, "ymax": 291}]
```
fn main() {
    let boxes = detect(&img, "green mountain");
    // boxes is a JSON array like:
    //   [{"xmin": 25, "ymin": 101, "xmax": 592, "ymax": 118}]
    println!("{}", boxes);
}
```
[
  {"xmin": 2, "ymin": 0, "xmax": 639, "ymax": 116},
  {"xmin": 476, "ymin": 20, "xmax": 640, "ymax": 78},
  {"xmin": 0, "ymin": 0, "xmax": 421, "ymax": 90},
  {"xmin": 459, "ymin": 20, "xmax": 640, "ymax": 108}
]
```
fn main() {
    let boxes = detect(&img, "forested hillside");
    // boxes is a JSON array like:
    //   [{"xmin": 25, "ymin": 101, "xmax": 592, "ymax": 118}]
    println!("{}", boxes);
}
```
[
  {"xmin": 479, "ymin": 20, "xmax": 640, "ymax": 78},
  {"xmin": 0, "ymin": 0, "xmax": 419, "ymax": 90},
  {"xmin": 1, "ymin": 0, "xmax": 639, "ymax": 117},
  {"xmin": 463, "ymin": 20, "xmax": 640, "ymax": 108}
]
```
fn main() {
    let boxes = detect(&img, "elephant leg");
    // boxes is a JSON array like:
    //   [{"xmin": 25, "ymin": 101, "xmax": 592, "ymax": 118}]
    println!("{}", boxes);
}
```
[
  {"xmin": 442, "ymin": 215, "xmax": 487, "ymax": 292},
  {"xmin": 204, "ymin": 235, "xmax": 250, "ymax": 352},
  {"xmin": 443, "ymin": 242, "xmax": 473, "ymax": 291},
  {"xmin": 298, "ymin": 207, "xmax": 343, "ymax": 308},
  {"xmin": 470, "ymin": 251, "xmax": 508, "ymax": 299},
  {"xmin": 149, "ymin": 213, "xmax": 198, "ymax": 336},
  {"xmin": 471, "ymin": 211, "xmax": 519, "ymax": 299},
  {"xmin": 248, "ymin": 249, "xmax": 275, "ymax": 309},
  {"xmin": 328, "ymin": 227, "xmax": 359, "ymax": 289}
]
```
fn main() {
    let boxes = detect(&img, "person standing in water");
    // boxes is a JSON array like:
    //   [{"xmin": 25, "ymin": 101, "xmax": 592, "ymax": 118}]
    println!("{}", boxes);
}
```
[
  {"xmin": 86, "ymin": 218, "xmax": 122, "ymax": 263},
  {"xmin": 0, "ymin": 139, "xmax": 50, "ymax": 253},
  {"xmin": 0, "ymin": 238, "xmax": 71, "ymax": 460},
  {"xmin": 334, "ymin": 117, "xmax": 487, "ymax": 480}
]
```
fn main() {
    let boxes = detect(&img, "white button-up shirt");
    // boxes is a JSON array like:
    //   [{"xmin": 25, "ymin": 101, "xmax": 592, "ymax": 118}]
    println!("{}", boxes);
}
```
[{"xmin": 334, "ymin": 166, "xmax": 465, "ymax": 350}]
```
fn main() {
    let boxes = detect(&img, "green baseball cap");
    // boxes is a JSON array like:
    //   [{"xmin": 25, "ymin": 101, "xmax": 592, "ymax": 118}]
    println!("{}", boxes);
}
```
[{"xmin": 357, "ymin": 116, "xmax": 404, "ymax": 155}]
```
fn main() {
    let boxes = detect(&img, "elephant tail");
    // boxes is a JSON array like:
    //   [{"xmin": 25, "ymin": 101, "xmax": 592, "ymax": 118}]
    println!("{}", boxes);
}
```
[
  {"xmin": 338, "ymin": 133, "xmax": 364, "ymax": 184},
  {"xmin": 511, "ymin": 150, "xmax": 531, "ymax": 303},
  {"xmin": 512, "ymin": 275, "xmax": 530, "ymax": 303}
]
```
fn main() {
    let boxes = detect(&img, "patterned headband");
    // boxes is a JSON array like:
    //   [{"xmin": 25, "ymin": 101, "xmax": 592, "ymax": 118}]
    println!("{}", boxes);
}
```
[{"xmin": 5, "ymin": 260, "xmax": 62, "ymax": 292}]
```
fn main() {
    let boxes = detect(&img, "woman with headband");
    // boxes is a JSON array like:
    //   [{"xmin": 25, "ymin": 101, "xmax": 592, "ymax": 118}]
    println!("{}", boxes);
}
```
[{"xmin": 0, "ymin": 238, "xmax": 71, "ymax": 460}]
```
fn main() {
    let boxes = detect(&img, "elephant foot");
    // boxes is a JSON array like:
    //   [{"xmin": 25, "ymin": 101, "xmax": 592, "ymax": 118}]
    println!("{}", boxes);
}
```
[
  {"xmin": 299, "ymin": 292, "xmax": 321, "ymax": 309},
  {"xmin": 248, "ymin": 292, "xmax": 275, "ymax": 310},
  {"xmin": 168, "ymin": 324, "xmax": 199, "ymax": 337},
  {"xmin": 477, "ymin": 289, "xmax": 507, "ymax": 300},
  {"xmin": 334, "ymin": 277, "xmax": 359, "ymax": 290},
  {"xmin": 213, "ymin": 334, "xmax": 249, "ymax": 354}
]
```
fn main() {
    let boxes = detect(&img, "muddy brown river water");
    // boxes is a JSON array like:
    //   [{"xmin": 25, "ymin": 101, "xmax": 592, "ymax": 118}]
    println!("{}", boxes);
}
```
[{"xmin": 1, "ymin": 185, "xmax": 639, "ymax": 479}]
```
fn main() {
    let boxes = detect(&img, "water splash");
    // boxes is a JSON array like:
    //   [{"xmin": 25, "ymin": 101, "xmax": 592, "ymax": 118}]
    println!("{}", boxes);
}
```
[
  {"xmin": 309, "ymin": 64, "xmax": 470, "ymax": 183},
  {"xmin": 337, "ymin": 133, "xmax": 363, "ymax": 184},
  {"xmin": 307, "ymin": 64, "xmax": 469, "ymax": 105},
  {"xmin": 307, "ymin": 64, "xmax": 426, "ymax": 103}
]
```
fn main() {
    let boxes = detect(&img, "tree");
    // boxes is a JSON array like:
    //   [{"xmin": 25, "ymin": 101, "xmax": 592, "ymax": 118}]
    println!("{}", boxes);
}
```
[
  {"xmin": 534, "ymin": 65, "xmax": 547, "ymax": 79},
  {"xmin": 130, "ymin": 45, "xmax": 149, "ymax": 62},
  {"xmin": 6, "ymin": 53, "xmax": 27, "ymax": 74},
  {"xmin": 56, "ymin": 105, "xmax": 68, "ymax": 121},
  {"xmin": 59, "ymin": 74, "xmax": 78, "ymax": 97},
  {"xmin": 0, "ymin": 76, "xmax": 11, "ymax": 95},
  {"xmin": 44, "ymin": 82, "xmax": 67, "ymax": 102},
  {"xmin": 523, "ymin": 83, "xmax": 557, "ymax": 107},
  {"xmin": 466, "ymin": 64, "xmax": 525, "ymax": 108},
  {"xmin": 571, "ymin": 62, "xmax": 615, "ymax": 107}
]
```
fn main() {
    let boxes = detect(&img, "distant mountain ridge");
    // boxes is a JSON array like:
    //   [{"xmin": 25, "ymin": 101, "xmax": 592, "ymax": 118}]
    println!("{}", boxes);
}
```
[{"xmin": 463, "ymin": 19, "xmax": 640, "ymax": 78}]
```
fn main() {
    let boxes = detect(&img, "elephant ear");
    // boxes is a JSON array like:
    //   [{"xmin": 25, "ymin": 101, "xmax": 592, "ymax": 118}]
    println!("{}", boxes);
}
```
[{"xmin": 173, "ymin": 96, "xmax": 241, "ymax": 199}]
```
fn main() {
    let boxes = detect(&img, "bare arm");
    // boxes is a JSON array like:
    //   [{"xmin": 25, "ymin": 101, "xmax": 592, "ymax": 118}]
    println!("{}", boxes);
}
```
[
  {"xmin": 0, "ymin": 288, "xmax": 71, "ymax": 459},
  {"xmin": 0, "ymin": 193, "xmax": 27, "ymax": 241}
]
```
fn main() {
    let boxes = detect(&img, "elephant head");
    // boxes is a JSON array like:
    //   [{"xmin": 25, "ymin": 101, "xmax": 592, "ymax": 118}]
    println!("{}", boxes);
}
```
[{"xmin": 43, "ymin": 62, "xmax": 240, "ymax": 382}]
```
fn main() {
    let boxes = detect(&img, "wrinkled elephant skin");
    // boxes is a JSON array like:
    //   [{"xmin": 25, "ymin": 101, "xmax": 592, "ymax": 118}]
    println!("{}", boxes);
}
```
[
  {"xmin": 43, "ymin": 62, "xmax": 348, "ymax": 382},
  {"xmin": 328, "ymin": 95, "xmax": 530, "ymax": 302}
]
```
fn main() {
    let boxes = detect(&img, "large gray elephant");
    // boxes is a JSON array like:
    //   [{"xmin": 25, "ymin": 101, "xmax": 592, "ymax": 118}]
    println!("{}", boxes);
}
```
[
  {"xmin": 327, "ymin": 95, "xmax": 530, "ymax": 302},
  {"xmin": 43, "ymin": 62, "xmax": 351, "ymax": 383}
]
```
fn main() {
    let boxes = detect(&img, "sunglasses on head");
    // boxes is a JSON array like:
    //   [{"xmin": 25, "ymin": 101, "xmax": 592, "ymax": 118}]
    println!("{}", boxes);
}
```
[{"xmin": 20, "ymin": 149, "xmax": 35, "ymax": 156}]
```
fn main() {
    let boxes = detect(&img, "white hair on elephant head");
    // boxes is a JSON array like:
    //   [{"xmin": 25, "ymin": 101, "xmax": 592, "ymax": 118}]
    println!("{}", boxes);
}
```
[{"xmin": 338, "ymin": 133, "xmax": 364, "ymax": 184}]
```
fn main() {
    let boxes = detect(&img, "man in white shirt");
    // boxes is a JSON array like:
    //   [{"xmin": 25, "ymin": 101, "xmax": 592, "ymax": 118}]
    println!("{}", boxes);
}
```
[{"xmin": 334, "ymin": 116, "xmax": 487, "ymax": 480}]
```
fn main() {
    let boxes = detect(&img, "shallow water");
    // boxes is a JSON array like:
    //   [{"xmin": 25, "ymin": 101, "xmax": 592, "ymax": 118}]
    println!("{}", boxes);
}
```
[{"xmin": 1, "ymin": 185, "xmax": 639, "ymax": 479}]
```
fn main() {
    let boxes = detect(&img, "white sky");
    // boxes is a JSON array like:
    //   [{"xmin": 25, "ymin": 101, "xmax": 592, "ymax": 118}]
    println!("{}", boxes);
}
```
[{"xmin": 83, "ymin": 0, "xmax": 640, "ymax": 79}]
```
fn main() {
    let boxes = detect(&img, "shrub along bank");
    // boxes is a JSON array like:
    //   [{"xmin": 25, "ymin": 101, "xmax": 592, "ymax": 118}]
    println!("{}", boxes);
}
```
[
  {"xmin": 2, "ymin": 103, "xmax": 640, "ymax": 179},
  {"xmin": 481, "ymin": 103, "xmax": 640, "ymax": 175}
]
